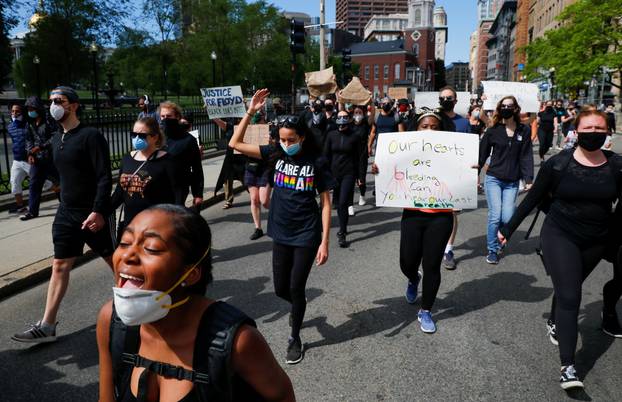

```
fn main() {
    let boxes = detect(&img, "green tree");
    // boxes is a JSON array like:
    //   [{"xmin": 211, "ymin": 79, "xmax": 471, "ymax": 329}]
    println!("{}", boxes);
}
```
[
  {"xmin": 524, "ymin": 0, "xmax": 622, "ymax": 93},
  {"xmin": 0, "ymin": 0, "xmax": 18, "ymax": 92},
  {"xmin": 434, "ymin": 59, "xmax": 447, "ymax": 91}
]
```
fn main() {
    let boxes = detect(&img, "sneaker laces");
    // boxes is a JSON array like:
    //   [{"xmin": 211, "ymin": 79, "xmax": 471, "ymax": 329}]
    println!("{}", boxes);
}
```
[
  {"xmin": 547, "ymin": 322, "xmax": 557, "ymax": 336},
  {"xmin": 563, "ymin": 365, "xmax": 577, "ymax": 378}
]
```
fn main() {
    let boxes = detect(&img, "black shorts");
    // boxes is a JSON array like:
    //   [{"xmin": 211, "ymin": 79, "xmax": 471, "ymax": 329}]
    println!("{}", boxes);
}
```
[{"xmin": 52, "ymin": 206, "xmax": 115, "ymax": 259}]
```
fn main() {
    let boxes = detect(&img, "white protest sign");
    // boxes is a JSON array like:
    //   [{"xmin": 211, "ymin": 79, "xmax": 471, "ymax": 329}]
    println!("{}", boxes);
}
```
[
  {"xmin": 374, "ymin": 130, "xmax": 479, "ymax": 209},
  {"xmin": 482, "ymin": 81, "xmax": 540, "ymax": 113},
  {"xmin": 414, "ymin": 92, "xmax": 471, "ymax": 116},
  {"xmin": 200, "ymin": 86, "xmax": 246, "ymax": 119}
]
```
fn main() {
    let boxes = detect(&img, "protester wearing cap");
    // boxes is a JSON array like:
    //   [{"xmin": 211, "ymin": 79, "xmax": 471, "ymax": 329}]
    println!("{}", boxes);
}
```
[
  {"xmin": 12, "ymin": 86, "xmax": 115, "ymax": 344},
  {"xmin": 21, "ymin": 96, "xmax": 60, "ymax": 221}
]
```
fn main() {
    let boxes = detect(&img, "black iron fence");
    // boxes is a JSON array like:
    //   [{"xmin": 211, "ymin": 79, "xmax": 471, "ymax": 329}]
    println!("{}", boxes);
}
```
[{"xmin": 0, "ymin": 108, "xmax": 222, "ymax": 195}]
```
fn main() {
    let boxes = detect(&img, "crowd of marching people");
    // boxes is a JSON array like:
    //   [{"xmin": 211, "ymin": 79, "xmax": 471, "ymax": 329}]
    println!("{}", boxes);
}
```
[{"xmin": 4, "ymin": 81, "xmax": 622, "ymax": 398}]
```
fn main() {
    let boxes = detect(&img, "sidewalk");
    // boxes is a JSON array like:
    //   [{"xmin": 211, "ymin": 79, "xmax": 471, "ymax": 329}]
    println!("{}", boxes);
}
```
[{"xmin": 0, "ymin": 152, "xmax": 245, "ymax": 299}]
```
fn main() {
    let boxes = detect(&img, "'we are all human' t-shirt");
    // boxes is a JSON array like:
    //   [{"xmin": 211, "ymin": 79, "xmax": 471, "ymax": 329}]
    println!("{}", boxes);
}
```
[{"xmin": 260, "ymin": 145, "xmax": 335, "ymax": 247}]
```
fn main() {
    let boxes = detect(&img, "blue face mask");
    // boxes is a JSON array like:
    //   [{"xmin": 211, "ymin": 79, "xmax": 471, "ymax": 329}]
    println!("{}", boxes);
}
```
[
  {"xmin": 28, "ymin": 111, "xmax": 39, "ymax": 119},
  {"xmin": 132, "ymin": 136, "xmax": 148, "ymax": 151},
  {"xmin": 280, "ymin": 141, "xmax": 301, "ymax": 156}
]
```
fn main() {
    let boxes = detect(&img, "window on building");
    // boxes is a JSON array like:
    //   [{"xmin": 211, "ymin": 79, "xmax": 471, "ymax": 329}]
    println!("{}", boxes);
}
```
[
  {"xmin": 374, "ymin": 64, "xmax": 379, "ymax": 80},
  {"xmin": 373, "ymin": 85, "xmax": 379, "ymax": 97},
  {"xmin": 384, "ymin": 64, "xmax": 389, "ymax": 79},
  {"xmin": 383, "ymin": 85, "xmax": 388, "ymax": 97},
  {"xmin": 394, "ymin": 63, "xmax": 401, "ymax": 80},
  {"xmin": 364, "ymin": 65, "xmax": 370, "ymax": 80},
  {"xmin": 415, "ymin": 9, "xmax": 421, "ymax": 26},
  {"xmin": 413, "ymin": 43, "xmax": 419, "ymax": 57}
]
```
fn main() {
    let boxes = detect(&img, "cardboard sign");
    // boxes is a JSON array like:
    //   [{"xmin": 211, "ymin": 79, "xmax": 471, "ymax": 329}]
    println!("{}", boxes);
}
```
[
  {"xmin": 337, "ymin": 77, "xmax": 371, "ymax": 105},
  {"xmin": 233, "ymin": 124, "xmax": 270, "ymax": 154},
  {"xmin": 388, "ymin": 87, "xmax": 408, "ymax": 100},
  {"xmin": 482, "ymin": 81, "xmax": 540, "ymax": 113},
  {"xmin": 374, "ymin": 130, "xmax": 479, "ymax": 209},
  {"xmin": 414, "ymin": 92, "xmax": 471, "ymax": 116},
  {"xmin": 200, "ymin": 86, "xmax": 246, "ymax": 119},
  {"xmin": 305, "ymin": 67, "xmax": 338, "ymax": 98}
]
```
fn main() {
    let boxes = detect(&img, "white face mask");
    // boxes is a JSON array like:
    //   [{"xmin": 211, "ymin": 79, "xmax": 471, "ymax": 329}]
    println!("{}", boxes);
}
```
[
  {"xmin": 11, "ymin": 115, "xmax": 23, "ymax": 122},
  {"xmin": 353, "ymin": 114, "xmax": 364, "ymax": 123},
  {"xmin": 112, "ymin": 247, "xmax": 210, "ymax": 326},
  {"xmin": 50, "ymin": 103, "xmax": 66, "ymax": 121}
]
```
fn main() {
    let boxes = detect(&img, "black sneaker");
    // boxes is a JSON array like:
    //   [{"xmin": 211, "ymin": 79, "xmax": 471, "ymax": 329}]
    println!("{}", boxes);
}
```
[
  {"xmin": 8, "ymin": 206, "xmax": 27, "ymax": 214},
  {"xmin": 11, "ymin": 321, "xmax": 57, "ymax": 343},
  {"xmin": 337, "ymin": 232, "xmax": 348, "ymax": 248},
  {"xmin": 602, "ymin": 311, "xmax": 622, "ymax": 338},
  {"xmin": 250, "ymin": 228, "xmax": 264, "ymax": 240},
  {"xmin": 560, "ymin": 365, "xmax": 583, "ymax": 390},
  {"xmin": 286, "ymin": 337, "xmax": 304, "ymax": 364},
  {"xmin": 546, "ymin": 319, "xmax": 559, "ymax": 346},
  {"xmin": 19, "ymin": 212, "xmax": 38, "ymax": 221}
]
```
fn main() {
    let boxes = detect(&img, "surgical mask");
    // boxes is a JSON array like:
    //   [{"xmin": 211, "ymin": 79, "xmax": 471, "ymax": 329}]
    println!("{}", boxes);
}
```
[
  {"xmin": 472, "ymin": 111, "xmax": 480, "ymax": 119},
  {"xmin": 50, "ymin": 103, "xmax": 66, "ymax": 121},
  {"xmin": 132, "ymin": 136, "xmax": 148, "ymax": 151},
  {"xmin": 112, "ymin": 248, "xmax": 210, "ymax": 326},
  {"xmin": 353, "ymin": 114, "xmax": 364, "ymax": 123},
  {"xmin": 577, "ymin": 132, "xmax": 607, "ymax": 152},
  {"xmin": 325, "ymin": 104, "xmax": 334, "ymax": 112},
  {"xmin": 280, "ymin": 141, "xmax": 301, "ymax": 156},
  {"xmin": 500, "ymin": 109, "xmax": 514, "ymax": 119},
  {"xmin": 28, "ymin": 111, "xmax": 39, "ymax": 119}
]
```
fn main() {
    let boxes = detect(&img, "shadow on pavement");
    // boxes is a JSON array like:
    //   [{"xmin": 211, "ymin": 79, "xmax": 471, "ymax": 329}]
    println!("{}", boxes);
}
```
[
  {"xmin": 455, "ymin": 230, "xmax": 542, "ymax": 262},
  {"xmin": 576, "ymin": 301, "xmax": 616, "ymax": 387},
  {"xmin": 211, "ymin": 239, "xmax": 273, "ymax": 264},
  {"xmin": 0, "ymin": 325, "xmax": 98, "ymax": 401}
]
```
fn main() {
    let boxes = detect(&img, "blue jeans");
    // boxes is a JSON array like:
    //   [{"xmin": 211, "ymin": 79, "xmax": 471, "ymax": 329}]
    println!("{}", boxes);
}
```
[{"xmin": 485, "ymin": 175, "xmax": 519, "ymax": 253}]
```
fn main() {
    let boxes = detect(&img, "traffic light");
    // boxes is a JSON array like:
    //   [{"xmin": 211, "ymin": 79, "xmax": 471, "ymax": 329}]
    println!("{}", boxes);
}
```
[
  {"xmin": 290, "ymin": 19, "xmax": 305, "ymax": 54},
  {"xmin": 342, "ymin": 48, "xmax": 352, "ymax": 70}
]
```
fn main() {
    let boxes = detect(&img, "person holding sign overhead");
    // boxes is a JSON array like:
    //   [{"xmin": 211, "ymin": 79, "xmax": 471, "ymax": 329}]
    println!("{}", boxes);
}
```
[
  {"xmin": 478, "ymin": 96, "xmax": 533, "ymax": 264},
  {"xmin": 229, "ymin": 89, "xmax": 335, "ymax": 365},
  {"xmin": 370, "ymin": 109, "xmax": 454, "ymax": 334}
]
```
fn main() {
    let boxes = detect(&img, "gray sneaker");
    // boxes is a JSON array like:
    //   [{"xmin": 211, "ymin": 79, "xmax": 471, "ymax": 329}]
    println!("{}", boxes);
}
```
[{"xmin": 11, "ymin": 321, "xmax": 57, "ymax": 343}]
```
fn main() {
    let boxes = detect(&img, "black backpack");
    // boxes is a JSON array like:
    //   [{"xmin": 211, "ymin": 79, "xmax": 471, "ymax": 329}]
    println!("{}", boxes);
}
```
[{"xmin": 109, "ymin": 301, "xmax": 265, "ymax": 402}]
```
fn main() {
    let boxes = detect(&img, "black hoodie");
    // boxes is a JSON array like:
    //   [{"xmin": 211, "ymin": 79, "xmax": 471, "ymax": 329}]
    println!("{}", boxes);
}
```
[
  {"xmin": 164, "ymin": 125, "xmax": 204, "ymax": 198},
  {"xmin": 323, "ymin": 127, "xmax": 366, "ymax": 180}
]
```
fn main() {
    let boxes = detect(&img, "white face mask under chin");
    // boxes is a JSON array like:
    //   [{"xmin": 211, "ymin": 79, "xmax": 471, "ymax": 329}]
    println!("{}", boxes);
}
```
[{"xmin": 50, "ymin": 103, "xmax": 66, "ymax": 121}]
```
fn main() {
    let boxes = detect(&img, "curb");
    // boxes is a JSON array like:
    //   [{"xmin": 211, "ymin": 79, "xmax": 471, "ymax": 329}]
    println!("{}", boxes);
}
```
[
  {"xmin": 0, "ymin": 162, "xmax": 245, "ymax": 301},
  {"xmin": 0, "ymin": 149, "xmax": 227, "ymax": 213}
]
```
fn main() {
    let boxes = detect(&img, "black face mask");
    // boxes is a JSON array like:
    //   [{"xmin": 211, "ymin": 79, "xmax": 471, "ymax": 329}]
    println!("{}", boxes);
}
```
[
  {"xmin": 382, "ymin": 104, "xmax": 392, "ymax": 113},
  {"xmin": 440, "ymin": 100, "xmax": 454, "ymax": 112},
  {"xmin": 313, "ymin": 105, "xmax": 322, "ymax": 113},
  {"xmin": 545, "ymin": 106, "xmax": 553, "ymax": 112},
  {"xmin": 161, "ymin": 118, "xmax": 180, "ymax": 137},
  {"xmin": 325, "ymin": 104, "xmax": 334, "ymax": 112},
  {"xmin": 577, "ymin": 132, "xmax": 607, "ymax": 152},
  {"xmin": 500, "ymin": 109, "xmax": 514, "ymax": 119}
]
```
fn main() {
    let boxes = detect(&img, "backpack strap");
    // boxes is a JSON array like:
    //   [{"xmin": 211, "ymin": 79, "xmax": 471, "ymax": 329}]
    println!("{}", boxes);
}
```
[
  {"xmin": 110, "ymin": 304, "xmax": 141, "ymax": 401},
  {"xmin": 193, "ymin": 301, "xmax": 256, "ymax": 402}
]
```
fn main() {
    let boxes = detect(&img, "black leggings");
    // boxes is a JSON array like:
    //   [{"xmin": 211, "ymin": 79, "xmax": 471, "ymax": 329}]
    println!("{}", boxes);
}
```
[
  {"xmin": 272, "ymin": 242, "xmax": 317, "ymax": 340},
  {"xmin": 400, "ymin": 210, "xmax": 454, "ymax": 311},
  {"xmin": 333, "ymin": 175, "xmax": 355, "ymax": 234},
  {"xmin": 359, "ymin": 155, "xmax": 368, "ymax": 197},
  {"xmin": 538, "ymin": 129, "xmax": 554, "ymax": 159},
  {"xmin": 542, "ymin": 219, "xmax": 606, "ymax": 366},
  {"xmin": 603, "ymin": 248, "xmax": 622, "ymax": 314}
]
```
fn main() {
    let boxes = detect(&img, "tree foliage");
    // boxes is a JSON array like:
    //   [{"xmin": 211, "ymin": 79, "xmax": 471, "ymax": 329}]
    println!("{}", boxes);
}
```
[
  {"xmin": 0, "ymin": 0, "xmax": 18, "ymax": 92},
  {"xmin": 524, "ymin": 0, "xmax": 622, "ymax": 92}
]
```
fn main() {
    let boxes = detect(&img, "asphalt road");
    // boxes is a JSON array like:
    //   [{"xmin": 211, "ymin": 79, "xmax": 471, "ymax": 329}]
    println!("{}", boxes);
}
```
[{"xmin": 1, "ymin": 172, "xmax": 622, "ymax": 401}]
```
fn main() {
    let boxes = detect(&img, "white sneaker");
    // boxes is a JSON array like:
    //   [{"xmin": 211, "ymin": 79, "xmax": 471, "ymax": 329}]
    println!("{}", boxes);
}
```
[
  {"xmin": 348, "ymin": 206, "xmax": 355, "ymax": 216},
  {"xmin": 358, "ymin": 196, "xmax": 366, "ymax": 206}
]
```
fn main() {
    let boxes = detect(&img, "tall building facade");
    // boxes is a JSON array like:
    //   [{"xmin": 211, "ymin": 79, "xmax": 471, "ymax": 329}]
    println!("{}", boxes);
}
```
[
  {"xmin": 486, "ymin": 1, "xmax": 517, "ymax": 81},
  {"xmin": 469, "ymin": 30, "xmax": 479, "ymax": 85},
  {"xmin": 528, "ymin": 0, "xmax": 577, "ymax": 42},
  {"xmin": 336, "ymin": 0, "xmax": 409, "ymax": 38},
  {"xmin": 433, "ymin": 6, "xmax": 448, "ymax": 61},
  {"xmin": 446, "ymin": 62, "xmax": 470, "ymax": 92},
  {"xmin": 473, "ymin": 0, "xmax": 505, "ymax": 88},
  {"xmin": 513, "ymin": 0, "xmax": 529, "ymax": 81}
]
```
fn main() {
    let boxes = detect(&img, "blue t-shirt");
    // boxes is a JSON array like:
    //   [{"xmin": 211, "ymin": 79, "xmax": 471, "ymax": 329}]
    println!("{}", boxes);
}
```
[
  {"xmin": 452, "ymin": 114, "xmax": 470, "ymax": 133},
  {"xmin": 260, "ymin": 145, "xmax": 336, "ymax": 247}
]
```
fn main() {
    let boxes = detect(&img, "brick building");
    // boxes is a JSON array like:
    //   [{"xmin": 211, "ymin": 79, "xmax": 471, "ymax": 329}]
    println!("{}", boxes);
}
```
[
  {"xmin": 486, "ymin": 1, "xmax": 517, "ymax": 81},
  {"xmin": 336, "ymin": 0, "xmax": 409, "ymax": 38},
  {"xmin": 528, "ymin": 0, "xmax": 577, "ymax": 42},
  {"xmin": 513, "ymin": 0, "xmax": 529, "ymax": 81}
]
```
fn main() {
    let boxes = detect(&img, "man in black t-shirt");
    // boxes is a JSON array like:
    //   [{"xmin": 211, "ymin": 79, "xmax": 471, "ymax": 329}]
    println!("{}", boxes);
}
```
[
  {"xmin": 537, "ymin": 100, "xmax": 558, "ymax": 161},
  {"xmin": 12, "ymin": 86, "xmax": 114, "ymax": 344}
]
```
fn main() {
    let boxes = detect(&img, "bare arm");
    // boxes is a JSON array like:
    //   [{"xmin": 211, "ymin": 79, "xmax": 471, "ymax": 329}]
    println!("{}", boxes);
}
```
[
  {"xmin": 232, "ymin": 325, "xmax": 295, "ymax": 402},
  {"xmin": 96, "ymin": 301, "xmax": 115, "ymax": 402},
  {"xmin": 368, "ymin": 125, "xmax": 377, "ymax": 156},
  {"xmin": 212, "ymin": 118, "xmax": 227, "ymax": 130},
  {"xmin": 228, "ymin": 89, "xmax": 270, "ymax": 160},
  {"xmin": 315, "ymin": 190, "xmax": 331, "ymax": 266}
]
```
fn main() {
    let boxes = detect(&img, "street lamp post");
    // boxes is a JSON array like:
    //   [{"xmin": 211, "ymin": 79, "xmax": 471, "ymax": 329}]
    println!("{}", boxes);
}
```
[
  {"xmin": 211, "ymin": 51, "xmax": 217, "ymax": 87},
  {"xmin": 32, "ymin": 55, "xmax": 41, "ymax": 98},
  {"xmin": 90, "ymin": 42, "xmax": 101, "ymax": 126}
]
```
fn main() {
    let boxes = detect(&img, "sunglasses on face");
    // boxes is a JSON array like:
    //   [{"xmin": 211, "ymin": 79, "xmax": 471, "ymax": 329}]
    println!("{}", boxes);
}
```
[
  {"xmin": 130, "ymin": 132, "xmax": 153, "ymax": 139},
  {"xmin": 500, "ymin": 105, "xmax": 515, "ymax": 109},
  {"xmin": 276, "ymin": 115, "xmax": 301, "ymax": 128},
  {"xmin": 439, "ymin": 97, "xmax": 454, "ymax": 102},
  {"xmin": 50, "ymin": 98, "xmax": 67, "ymax": 105}
]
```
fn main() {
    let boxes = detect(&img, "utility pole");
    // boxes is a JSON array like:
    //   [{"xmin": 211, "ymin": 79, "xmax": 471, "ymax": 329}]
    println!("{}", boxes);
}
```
[
  {"xmin": 599, "ymin": 66, "xmax": 607, "ymax": 107},
  {"xmin": 320, "ymin": 0, "xmax": 326, "ymax": 70}
]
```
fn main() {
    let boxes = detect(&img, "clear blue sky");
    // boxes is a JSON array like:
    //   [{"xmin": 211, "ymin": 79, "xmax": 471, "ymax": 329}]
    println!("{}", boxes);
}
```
[
  {"xmin": 11, "ymin": 0, "xmax": 477, "ymax": 64},
  {"xmin": 272, "ymin": 0, "xmax": 477, "ymax": 64}
]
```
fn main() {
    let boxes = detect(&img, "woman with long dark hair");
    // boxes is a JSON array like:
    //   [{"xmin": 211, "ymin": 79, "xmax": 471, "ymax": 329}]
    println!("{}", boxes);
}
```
[
  {"xmin": 499, "ymin": 110, "xmax": 622, "ymax": 390},
  {"xmin": 479, "ymin": 96, "xmax": 534, "ymax": 264},
  {"xmin": 229, "ymin": 89, "xmax": 335, "ymax": 364}
]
